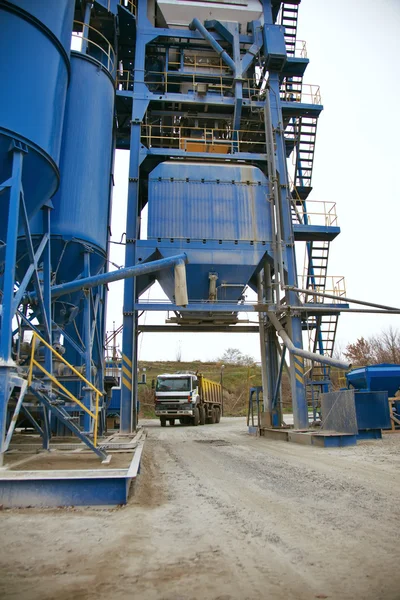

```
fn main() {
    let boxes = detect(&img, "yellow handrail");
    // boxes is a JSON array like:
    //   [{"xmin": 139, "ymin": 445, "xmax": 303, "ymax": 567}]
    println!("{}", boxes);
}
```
[
  {"xmin": 72, "ymin": 21, "xmax": 116, "ymax": 76},
  {"xmin": 27, "ymin": 332, "xmax": 102, "ymax": 446}
]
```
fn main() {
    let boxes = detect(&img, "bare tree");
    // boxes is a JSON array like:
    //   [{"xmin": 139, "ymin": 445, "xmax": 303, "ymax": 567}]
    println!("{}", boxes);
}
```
[{"xmin": 344, "ymin": 327, "xmax": 400, "ymax": 366}]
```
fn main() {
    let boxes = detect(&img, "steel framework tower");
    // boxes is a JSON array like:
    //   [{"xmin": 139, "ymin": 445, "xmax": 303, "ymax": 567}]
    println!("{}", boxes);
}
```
[
  {"xmin": 115, "ymin": 0, "xmax": 349, "ymax": 432},
  {"xmin": 0, "ymin": 0, "xmax": 351, "ymax": 465}
]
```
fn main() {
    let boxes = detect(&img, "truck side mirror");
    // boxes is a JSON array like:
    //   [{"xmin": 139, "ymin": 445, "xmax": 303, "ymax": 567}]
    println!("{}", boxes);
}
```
[{"xmin": 151, "ymin": 379, "xmax": 155, "ymax": 389}]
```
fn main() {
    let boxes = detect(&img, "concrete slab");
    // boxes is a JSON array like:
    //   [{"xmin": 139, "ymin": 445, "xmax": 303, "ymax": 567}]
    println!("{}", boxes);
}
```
[{"xmin": 0, "ymin": 432, "xmax": 146, "ymax": 508}]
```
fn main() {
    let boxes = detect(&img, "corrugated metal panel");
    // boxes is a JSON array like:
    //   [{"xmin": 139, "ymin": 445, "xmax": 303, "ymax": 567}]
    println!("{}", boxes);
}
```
[{"xmin": 148, "ymin": 162, "xmax": 272, "ymax": 242}]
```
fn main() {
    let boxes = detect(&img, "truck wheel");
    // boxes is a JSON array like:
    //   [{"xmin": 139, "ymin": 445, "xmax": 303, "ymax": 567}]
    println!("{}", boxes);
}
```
[
  {"xmin": 169, "ymin": 418, "xmax": 175, "ymax": 426},
  {"xmin": 215, "ymin": 407, "xmax": 221, "ymax": 423},
  {"xmin": 160, "ymin": 418, "xmax": 166, "ymax": 427},
  {"xmin": 210, "ymin": 408, "xmax": 216, "ymax": 424},
  {"xmin": 199, "ymin": 405, "xmax": 206, "ymax": 425},
  {"xmin": 192, "ymin": 407, "xmax": 200, "ymax": 426}
]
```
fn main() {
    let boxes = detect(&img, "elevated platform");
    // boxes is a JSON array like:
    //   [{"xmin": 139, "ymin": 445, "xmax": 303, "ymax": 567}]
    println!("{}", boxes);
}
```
[
  {"xmin": 293, "ymin": 224, "xmax": 340, "ymax": 242},
  {"xmin": 0, "ymin": 430, "xmax": 145, "ymax": 508},
  {"xmin": 259, "ymin": 427, "xmax": 357, "ymax": 447}
]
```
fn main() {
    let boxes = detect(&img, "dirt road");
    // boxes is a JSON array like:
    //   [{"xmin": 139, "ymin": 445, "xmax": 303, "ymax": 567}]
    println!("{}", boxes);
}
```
[{"xmin": 1, "ymin": 417, "xmax": 399, "ymax": 600}]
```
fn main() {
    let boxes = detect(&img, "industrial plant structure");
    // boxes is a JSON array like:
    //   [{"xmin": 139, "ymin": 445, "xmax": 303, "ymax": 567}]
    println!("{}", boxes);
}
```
[{"xmin": 0, "ymin": 0, "xmax": 353, "ymax": 471}]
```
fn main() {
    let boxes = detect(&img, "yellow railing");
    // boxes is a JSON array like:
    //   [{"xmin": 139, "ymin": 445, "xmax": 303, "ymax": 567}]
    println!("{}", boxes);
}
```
[
  {"xmin": 141, "ymin": 123, "xmax": 266, "ymax": 153},
  {"xmin": 281, "ymin": 83, "xmax": 321, "ymax": 105},
  {"xmin": 28, "ymin": 332, "xmax": 102, "ymax": 447},
  {"xmin": 173, "ymin": 56, "xmax": 231, "ymax": 73},
  {"xmin": 294, "ymin": 40, "xmax": 307, "ymax": 58},
  {"xmin": 117, "ymin": 69, "xmax": 262, "ymax": 101},
  {"xmin": 119, "ymin": 0, "xmax": 136, "ymax": 15},
  {"xmin": 72, "ymin": 21, "xmax": 115, "ymax": 76},
  {"xmin": 292, "ymin": 199, "xmax": 338, "ymax": 227},
  {"xmin": 298, "ymin": 276, "xmax": 346, "ymax": 304}
]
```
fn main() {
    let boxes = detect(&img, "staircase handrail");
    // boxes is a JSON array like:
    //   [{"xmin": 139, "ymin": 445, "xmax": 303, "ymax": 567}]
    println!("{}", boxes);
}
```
[{"xmin": 27, "ymin": 332, "xmax": 102, "ymax": 447}]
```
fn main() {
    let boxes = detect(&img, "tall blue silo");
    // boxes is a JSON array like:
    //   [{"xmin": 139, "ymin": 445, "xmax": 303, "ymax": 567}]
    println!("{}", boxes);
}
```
[
  {"xmin": 0, "ymin": 0, "xmax": 75, "ymax": 457},
  {"xmin": 17, "ymin": 20, "xmax": 116, "ymax": 429},
  {"xmin": 0, "ymin": 0, "xmax": 74, "ymax": 238}
]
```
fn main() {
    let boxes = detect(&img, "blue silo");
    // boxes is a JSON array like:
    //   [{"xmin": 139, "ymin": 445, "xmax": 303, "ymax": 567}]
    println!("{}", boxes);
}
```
[
  {"xmin": 14, "ymin": 22, "xmax": 116, "ymax": 432},
  {"xmin": 0, "ymin": 0, "xmax": 74, "ymax": 238},
  {"xmin": 21, "ymin": 35, "xmax": 116, "ymax": 319}
]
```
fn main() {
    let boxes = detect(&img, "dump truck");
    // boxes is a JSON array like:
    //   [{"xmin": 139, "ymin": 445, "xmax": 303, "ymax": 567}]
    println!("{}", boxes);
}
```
[{"xmin": 154, "ymin": 372, "xmax": 222, "ymax": 427}]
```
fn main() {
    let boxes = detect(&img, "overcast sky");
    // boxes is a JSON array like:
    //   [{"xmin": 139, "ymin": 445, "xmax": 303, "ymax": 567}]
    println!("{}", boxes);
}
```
[{"xmin": 106, "ymin": 0, "xmax": 400, "ymax": 362}]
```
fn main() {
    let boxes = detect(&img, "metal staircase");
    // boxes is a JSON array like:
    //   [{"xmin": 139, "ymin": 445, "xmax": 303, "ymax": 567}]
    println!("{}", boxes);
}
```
[
  {"xmin": 279, "ymin": 2, "xmax": 300, "ymax": 57},
  {"xmin": 29, "ymin": 385, "xmax": 108, "ymax": 460},
  {"xmin": 303, "ymin": 240, "xmax": 340, "ymax": 415},
  {"xmin": 294, "ymin": 116, "xmax": 318, "ymax": 199}
]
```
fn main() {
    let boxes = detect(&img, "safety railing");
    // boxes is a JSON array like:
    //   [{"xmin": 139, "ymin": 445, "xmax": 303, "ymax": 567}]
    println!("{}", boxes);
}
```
[
  {"xmin": 173, "ymin": 56, "xmax": 231, "ymax": 73},
  {"xmin": 119, "ymin": 0, "xmax": 136, "ymax": 15},
  {"xmin": 116, "ymin": 69, "xmax": 263, "ymax": 101},
  {"xmin": 291, "ymin": 199, "xmax": 338, "ymax": 227},
  {"xmin": 72, "ymin": 21, "xmax": 116, "ymax": 77},
  {"xmin": 294, "ymin": 40, "xmax": 307, "ymax": 58},
  {"xmin": 28, "ymin": 332, "xmax": 102, "ymax": 447},
  {"xmin": 141, "ymin": 123, "xmax": 266, "ymax": 154},
  {"xmin": 297, "ymin": 276, "xmax": 346, "ymax": 304},
  {"xmin": 280, "ymin": 83, "xmax": 321, "ymax": 105}
]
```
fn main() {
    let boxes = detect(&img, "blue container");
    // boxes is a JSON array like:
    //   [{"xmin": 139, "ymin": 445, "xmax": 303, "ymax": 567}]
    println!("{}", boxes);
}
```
[
  {"xmin": 0, "ymin": 0, "xmax": 74, "ymax": 239},
  {"xmin": 346, "ymin": 364, "xmax": 400, "ymax": 397},
  {"xmin": 354, "ymin": 391, "xmax": 391, "ymax": 431},
  {"xmin": 147, "ymin": 162, "xmax": 272, "ymax": 302}
]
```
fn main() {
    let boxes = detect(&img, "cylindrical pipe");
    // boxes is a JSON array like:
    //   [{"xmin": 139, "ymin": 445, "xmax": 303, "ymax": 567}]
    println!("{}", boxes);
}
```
[
  {"xmin": 174, "ymin": 260, "xmax": 188, "ymax": 306},
  {"xmin": 257, "ymin": 273, "xmax": 269, "ymax": 412},
  {"xmin": 190, "ymin": 18, "xmax": 236, "ymax": 73},
  {"xmin": 285, "ymin": 286, "xmax": 400, "ymax": 312},
  {"xmin": 284, "ymin": 306, "xmax": 400, "ymax": 314},
  {"xmin": 49, "ymin": 253, "xmax": 188, "ymax": 299},
  {"xmin": 267, "ymin": 311, "xmax": 351, "ymax": 370}
]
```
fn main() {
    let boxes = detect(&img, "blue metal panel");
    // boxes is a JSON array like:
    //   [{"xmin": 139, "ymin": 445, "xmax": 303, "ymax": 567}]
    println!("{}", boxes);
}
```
[
  {"xmin": 109, "ymin": 387, "xmax": 122, "ymax": 412},
  {"xmin": 148, "ymin": 162, "xmax": 271, "ymax": 242},
  {"xmin": 0, "ymin": 475, "xmax": 130, "ymax": 508},
  {"xmin": 0, "ymin": 0, "xmax": 73, "ymax": 235},
  {"xmin": 137, "ymin": 240, "xmax": 268, "ymax": 303},
  {"xmin": 354, "ymin": 391, "xmax": 391, "ymax": 431}
]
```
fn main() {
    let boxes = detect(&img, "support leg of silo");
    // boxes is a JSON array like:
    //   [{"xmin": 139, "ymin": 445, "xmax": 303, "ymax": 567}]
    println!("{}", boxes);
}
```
[{"xmin": 0, "ymin": 147, "xmax": 25, "ymax": 464}]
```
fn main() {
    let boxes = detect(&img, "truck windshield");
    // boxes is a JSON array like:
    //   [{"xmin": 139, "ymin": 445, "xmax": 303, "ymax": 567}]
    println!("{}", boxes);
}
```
[{"xmin": 156, "ymin": 377, "xmax": 191, "ymax": 392}]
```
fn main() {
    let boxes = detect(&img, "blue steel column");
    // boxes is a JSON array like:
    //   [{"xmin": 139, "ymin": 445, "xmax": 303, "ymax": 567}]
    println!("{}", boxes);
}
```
[
  {"xmin": 0, "ymin": 148, "xmax": 24, "ymax": 463},
  {"xmin": 268, "ymin": 72, "xmax": 308, "ymax": 428},
  {"xmin": 120, "ymin": 0, "xmax": 149, "ymax": 433},
  {"xmin": 261, "ymin": 0, "xmax": 308, "ymax": 428},
  {"xmin": 83, "ymin": 252, "xmax": 93, "ymax": 433}
]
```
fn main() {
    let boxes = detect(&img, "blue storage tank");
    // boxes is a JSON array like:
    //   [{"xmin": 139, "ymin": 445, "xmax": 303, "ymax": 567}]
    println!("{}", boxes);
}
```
[
  {"xmin": 48, "ymin": 50, "xmax": 115, "ymax": 283},
  {"xmin": 147, "ymin": 162, "xmax": 272, "ymax": 303},
  {"xmin": 19, "ymin": 44, "xmax": 116, "ymax": 324},
  {"xmin": 0, "ymin": 0, "xmax": 74, "ymax": 239}
]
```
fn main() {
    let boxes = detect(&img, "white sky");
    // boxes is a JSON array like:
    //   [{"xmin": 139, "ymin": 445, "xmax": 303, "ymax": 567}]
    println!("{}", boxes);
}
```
[{"xmin": 106, "ymin": 0, "xmax": 400, "ymax": 362}]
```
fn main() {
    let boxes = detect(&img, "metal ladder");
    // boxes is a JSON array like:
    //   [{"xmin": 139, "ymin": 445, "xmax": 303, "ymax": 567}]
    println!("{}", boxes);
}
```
[
  {"xmin": 279, "ymin": 2, "xmax": 300, "ymax": 57},
  {"xmin": 294, "ymin": 116, "xmax": 318, "ymax": 199}
]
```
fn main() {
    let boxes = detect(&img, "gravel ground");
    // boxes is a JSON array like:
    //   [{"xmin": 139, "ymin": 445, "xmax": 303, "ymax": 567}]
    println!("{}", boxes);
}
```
[{"xmin": 0, "ymin": 417, "xmax": 399, "ymax": 600}]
